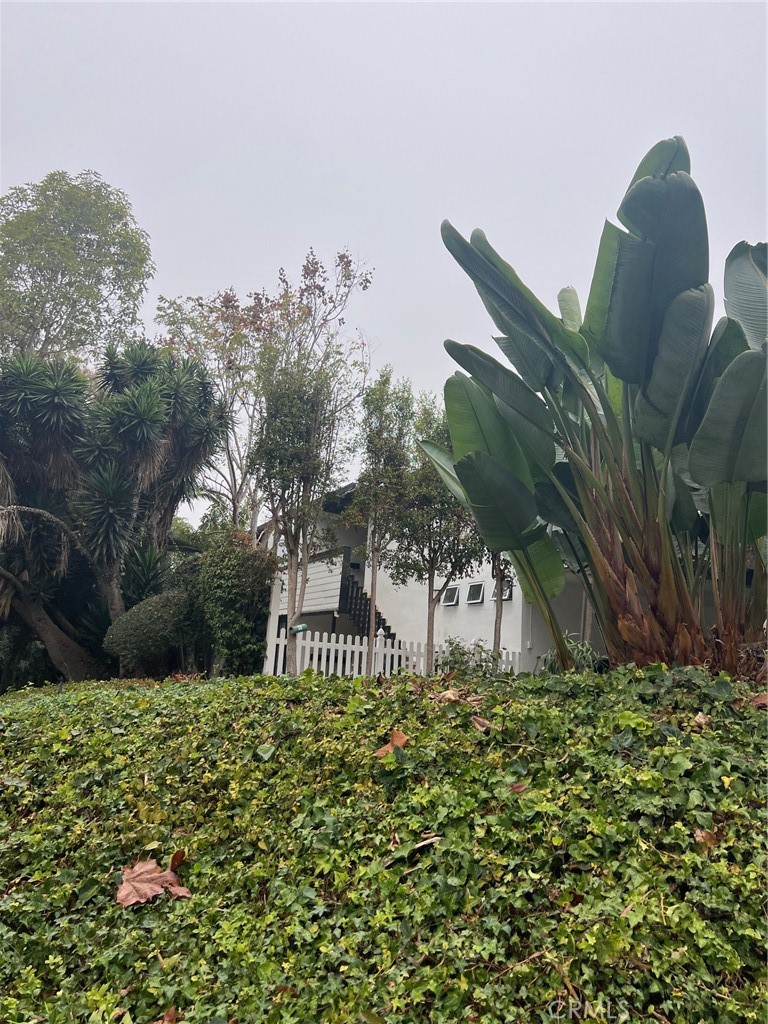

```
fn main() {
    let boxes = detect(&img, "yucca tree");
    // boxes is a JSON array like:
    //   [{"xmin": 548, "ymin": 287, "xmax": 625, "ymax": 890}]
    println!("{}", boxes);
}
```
[
  {"xmin": 430, "ymin": 137, "xmax": 766, "ymax": 674},
  {"xmin": 0, "ymin": 340, "xmax": 228, "ymax": 679}
]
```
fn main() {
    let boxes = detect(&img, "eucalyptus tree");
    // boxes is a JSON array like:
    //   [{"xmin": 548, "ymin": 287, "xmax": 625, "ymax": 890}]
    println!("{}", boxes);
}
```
[
  {"xmin": 0, "ymin": 171, "xmax": 154, "ymax": 360},
  {"xmin": 0, "ymin": 341, "xmax": 228, "ymax": 679},
  {"xmin": 429, "ymin": 136, "xmax": 766, "ymax": 674}
]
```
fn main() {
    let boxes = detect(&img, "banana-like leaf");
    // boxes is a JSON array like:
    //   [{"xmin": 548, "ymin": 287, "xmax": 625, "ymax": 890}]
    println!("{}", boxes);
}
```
[
  {"xmin": 444, "ymin": 340, "xmax": 555, "ymax": 471},
  {"xmin": 557, "ymin": 286, "xmax": 583, "ymax": 332},
  {"xmin": 747, "ymin": 489, "xmax": 767, "ymax": 543},
  {"xmin": 441, "ymin": 221, "xmax": 589, "ymax": 369},
  {"xmin": 689, "ymin": 347, "xmax": 767, "ymax": 485},
  {"xmin": 454, "ymin": 451, "xmax": 538, "ymax": 551},
  {"xmin": 534, "ymin": 462, "xmax": 581, "ymax": 533},
  {"xmin": 622, "ymin": 135, "xmax": 691, "ymax": 197},
  {"xmin": 470, "ymin": 229, "xmax": 590, "ymax": 368},
  {"xmin": 582, "ymin": 221, "xmax": 655, "ymax": 382},
  {"xmin": 633, "ymin": 285, "xmax": 714, "ymax": 450},
  {"xmin": 419, "ymin": 440, "xmax": 472, "ymax": 510},
  {"xmin": 679, "ymin": 316, "xmax": 748, "ymax": 443},
  {"xmin": 493, "ymin": 331, "xmax": 560, "ymax": 394},
  {"xmin": 444, "ymin": 373, "xmax": 534, "ymax": 490},
  {"xmin": 724, "ymin": 241, "xmax": 767, "ymax": 350},
  {"xmin": 507, "ymin": 526, "xmax": 566, "ymax": 604},
  {"xmin": 583, "ymin": 172, "xmax": 709, "ymax": 385}
]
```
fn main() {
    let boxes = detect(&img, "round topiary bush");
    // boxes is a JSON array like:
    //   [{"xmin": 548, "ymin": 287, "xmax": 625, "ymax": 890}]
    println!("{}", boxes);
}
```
[{"xmin": 103, "ymin": 590, "xmax": 189, "ymax": 674}]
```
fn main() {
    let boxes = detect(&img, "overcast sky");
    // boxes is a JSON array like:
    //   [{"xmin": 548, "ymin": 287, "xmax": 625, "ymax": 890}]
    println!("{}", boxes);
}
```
[{"xmin": 2, "ymin": 2, "xmax": 766, "ymax": 398}]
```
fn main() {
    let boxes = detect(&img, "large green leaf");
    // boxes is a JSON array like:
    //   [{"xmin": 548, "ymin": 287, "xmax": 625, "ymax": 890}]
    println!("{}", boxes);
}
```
[
  {"xmin": 583, "ymin": 171, "xmax": 709, "ymax": 385},
  {"xmin": 633, "ymin": 285, "xmax": 714, "ymax": 450},
  {"xmin": 441, "ymin": 222, "xmax": 588, "ymax": 369},
  {"xmin": 418, "ymin": 440, "xmax": 471, "ymax": 510},
  {"xmin": 443, "ymin": 373, "xmax": 533, "ymax": 490},
  {"xmin": 444, "ymin": 341, "xmax": 555, "ymax": 471},
  {"xmin": 507, "ymin": 525, "xmax": 565, "ymax": 604},
  {"xmin": 679, "ymin": 316, "xmax": 749, "ymax": 443},
  {"xmin": 557, "ymin": 286, "xmax": 582, "ymax": 332},
  {"xmin": 622, "ymin": 135, "xmax": 691, "ymax": 195},
  {"xmin": 582, "ymin": 221, "xmax": 655, "ymax": 382},
  {"xmin": 747, "ymin": 489, "xmax": 767, "ymax": 543},
  {"xmin": 724, "ymin": 241, "xmax": 767, "ymax": 350},
  {"xmin": 454, "ymin": 451, "xmax": 538, "ymax": 551},
  {"xmin": 689, "ymin": 348, "xmax": 767, "ymax": 485}
]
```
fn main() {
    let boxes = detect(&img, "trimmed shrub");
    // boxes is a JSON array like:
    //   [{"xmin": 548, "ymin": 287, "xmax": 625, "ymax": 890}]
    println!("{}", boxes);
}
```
[{"xmin": 103, "ymin": 589, "xmax": 189, "ymax": 674}]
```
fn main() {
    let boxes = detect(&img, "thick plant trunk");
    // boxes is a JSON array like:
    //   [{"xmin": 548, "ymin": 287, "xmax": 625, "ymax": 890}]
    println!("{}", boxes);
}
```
[
  {"xmin": 492, "ymin": 555, "xmax": 504, "ymax": 655},
  {"xmin": 99, "ymin": 570, "xmax": 126, "ymax": 624},
  {"xmin": 365, "ymin": 546, "xmax": 379, "ymax": 676},
  {"xmin": 13, "ymin": 594, "xmax": 100, "ymax": 681}
]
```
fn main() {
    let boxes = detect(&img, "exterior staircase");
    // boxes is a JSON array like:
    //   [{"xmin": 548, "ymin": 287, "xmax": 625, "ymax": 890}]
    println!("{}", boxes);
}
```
[{"xmin": 338, "ymin": 573, "xmax": 396, "ymax": 643}]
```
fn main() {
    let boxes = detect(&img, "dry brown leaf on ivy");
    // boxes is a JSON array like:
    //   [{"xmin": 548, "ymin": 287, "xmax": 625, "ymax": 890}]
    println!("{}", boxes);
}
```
[
  {"xmin": 374, "ymin": 729, "xmax": 408, "ymax": 758},
  {"xmin": 116, "ymin": 858, "xmax": 191, "ymax": 907},
  {"xmin": 440, "ymin": 669, "xmax": 458, "ymax": 684},
  {"xmin": 433, "ymin": 687, "xmax": 461, "ymax": 703},
  {"xmin": 693, "ymin": 828, "xmax": 717, "ymax": 849},
  {"xmin": 169, "ymin": 849, "xmax": 186, "ymax": 872},
  {"xmin": 750, "ymin": 693, "xmax": 768, "ymax": 708},
  {"xmin": 693, "ymin": 712, "xmax": 711, "ymax": 728},
  {"xmin": 470, "ymin": 715, "xmax": 491, "ymax": 732},
  {"xmin": 509, "ymin": 782, "xmax": 529, "ymax": 795},
  {"xmin": 153, "ymin": 1010, "xmax": 181, "ymax": 1024}
]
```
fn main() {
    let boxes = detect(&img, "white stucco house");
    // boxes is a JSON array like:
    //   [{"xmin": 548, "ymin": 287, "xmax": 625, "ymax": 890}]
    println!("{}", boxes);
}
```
[{"xmin": 262, "ymin": 494, "xmax": 602, "ymax": 675}]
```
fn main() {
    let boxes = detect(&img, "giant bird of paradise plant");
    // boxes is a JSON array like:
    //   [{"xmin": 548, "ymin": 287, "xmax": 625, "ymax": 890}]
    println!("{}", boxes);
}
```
[{"xmin": 428, "ymin": 137, "xmax": 766, "ymax": 674}]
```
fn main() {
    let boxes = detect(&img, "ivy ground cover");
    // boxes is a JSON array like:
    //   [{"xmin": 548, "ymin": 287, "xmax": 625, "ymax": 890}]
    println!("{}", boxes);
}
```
[{"xmin": 0, "ymin": 667, "xmax": 765, "ymax": 1023}]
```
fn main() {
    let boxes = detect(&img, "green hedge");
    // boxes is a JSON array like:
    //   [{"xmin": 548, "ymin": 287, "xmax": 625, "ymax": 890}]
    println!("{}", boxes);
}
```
[{"xmin": 0, "ymin": 665, "xmax": 765, "ymax": 1023}]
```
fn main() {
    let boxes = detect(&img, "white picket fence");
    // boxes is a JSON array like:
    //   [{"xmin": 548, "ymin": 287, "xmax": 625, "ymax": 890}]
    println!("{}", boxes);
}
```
[{"xmin": 265, "ymin": 627, "xmax": 519, "ymax": 677}]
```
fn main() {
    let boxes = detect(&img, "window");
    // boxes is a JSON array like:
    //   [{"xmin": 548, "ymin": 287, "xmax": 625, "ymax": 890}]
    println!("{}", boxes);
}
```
[
  {"xmin": 491, "ymin": 580, "xmax": 514, "ymax": 602},
  {"xmin": 466, "ymin": 582, "xmax": 485, "ymax": 604},
  {"xmin": 441, "ymin": 586, "xmax": 460, "ymax": 606}
]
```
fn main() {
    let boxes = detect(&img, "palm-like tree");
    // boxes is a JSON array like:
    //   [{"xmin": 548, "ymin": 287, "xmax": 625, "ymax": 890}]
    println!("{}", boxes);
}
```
[{"xmin": 0, "ymin": 341, "xmax": 228, "ymax": 679}]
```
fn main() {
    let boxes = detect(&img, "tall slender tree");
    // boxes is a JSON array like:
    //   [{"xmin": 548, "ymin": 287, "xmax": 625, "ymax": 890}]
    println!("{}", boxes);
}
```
[
  {"xmin": 387, "ymin": 395, "xmax": 484, "ymax": 671},
  {"xmin": 248, "ymin": 250, "xmax": 372, "ymax": 674},
  {"xmin": 349, "ymin": 366, "xmax": 414, "ymax": 673}
]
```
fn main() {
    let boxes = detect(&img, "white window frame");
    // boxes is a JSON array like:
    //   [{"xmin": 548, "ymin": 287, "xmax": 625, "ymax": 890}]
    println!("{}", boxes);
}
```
[
  {"xmin": 441, "ymin": 585, "xmax": 460, "ymax": 606},
  {"xmin": 466, "ymin": 582, "xmax": 485, "ymax": 604},
  {"xmin": 491, "ymin": 580, "xmax": 514, "ymax": 602}
]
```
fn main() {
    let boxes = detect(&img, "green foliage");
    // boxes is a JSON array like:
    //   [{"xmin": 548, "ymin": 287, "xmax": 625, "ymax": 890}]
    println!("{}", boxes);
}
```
[
  {"xmin": 103, "ymin": 591, "xmax": 190, "ymax": 674},
  {"xmin": 0, "ymin": 665, "xmax": 765, "ymax": 1022},
  {"xmin": 197, "ymin": 530, "xmax": 278, "ymax": 675},
  {"xmin": 0, "ymin": 341, "xmax": 228, "ymax": 679},
  {"xmin": 539, "ymin": 633, "xmax": 604, "ymax": 675},
  {"xmin": 0, "ymin": 170, "xmax": 154, "ymax": 359},
  {"xmin": 0, "ymin": 623, "xmax": 53, "ymax": 693},
  {"xmin": 437, "ymin": 137, "xmax": 767, "ymax": 674},
  {"xmin": 437, "ymin": 636, "xmax": 508, "ymax": 685}
]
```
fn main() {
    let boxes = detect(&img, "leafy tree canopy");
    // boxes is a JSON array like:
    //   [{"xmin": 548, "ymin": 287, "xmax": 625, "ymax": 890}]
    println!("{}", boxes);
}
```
[{"xmin": 0, "ymin": 170, "xmax": 154, "ymax": 360}]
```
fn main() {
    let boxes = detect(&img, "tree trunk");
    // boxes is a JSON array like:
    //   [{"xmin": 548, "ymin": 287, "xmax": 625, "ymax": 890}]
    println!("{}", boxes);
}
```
[
  {"xmin": 285, "ymin": 548, "xmax": 300, "ymax": 675},
  {"xmin": 12, "ymin": 594, "xmax": 101, "ymax": 681},
  {"xmin": 365, "ymin": 545, "xmax": 379, "ymax": 676},
  {"xmin": 99, "ymin": 568, "xmax": 126, "ymax": 623},
  {"xmin": 492, "ymin": 555, "xmax": 504, "ymax": 655},
  {"xmin": 426, "ymin": 570, "xmax": 438, "ymax": 675}
]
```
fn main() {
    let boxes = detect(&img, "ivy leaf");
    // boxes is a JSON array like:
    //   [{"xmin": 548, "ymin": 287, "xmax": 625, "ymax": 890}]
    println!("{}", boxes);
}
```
[{"xmin": 257, "ymin": 743, "xmax": 275, "ymax": 761}]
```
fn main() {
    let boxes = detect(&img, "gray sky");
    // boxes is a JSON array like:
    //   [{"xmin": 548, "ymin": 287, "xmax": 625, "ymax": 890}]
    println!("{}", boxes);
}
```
[{"xmin": 2, "ymin": 2, "xmax": 766, "ymax": 397}]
